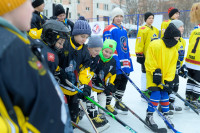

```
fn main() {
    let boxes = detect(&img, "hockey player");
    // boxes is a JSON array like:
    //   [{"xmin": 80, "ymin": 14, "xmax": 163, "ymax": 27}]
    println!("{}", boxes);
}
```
[
  {"xmin": 183, "ymin": 2, "xmax": 200, "ymax": 110},
  {"xmin": 161, "ymin": 7, "xmax": 180, "ymax": 38},
  {"xmin": 57, "ymin": 16, "xmax": 92, "ymax": 123},
  {"xmin": 103, "ymin": 7, "xmax": 133, "ymax": 114},
  {"xmin": 84, "ymin": 35, "xmax": 110, "ymax": 132},
  {"xmin": 29, "ymin": 0, "xmax": 47, "ymax": 39},
  {"xmin": 145, "ymin": 23, "xmax": 181, "ymax": 131},
  {"xmin": 54, "ymin": 4, "xmax": 74, "ymax": 35},
  {"xmin": 0, "ymin": 0, "xmax": 70, "ymax": 132},
  {"xmin": 135, "ymin": 12, "xmax": 159, "ymax": 100}
]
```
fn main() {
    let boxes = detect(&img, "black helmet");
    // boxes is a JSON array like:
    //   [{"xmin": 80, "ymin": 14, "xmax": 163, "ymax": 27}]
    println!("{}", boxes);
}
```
[{"xmin": 41, "ymin": 20, "xmax": 70, "ymax": 47}]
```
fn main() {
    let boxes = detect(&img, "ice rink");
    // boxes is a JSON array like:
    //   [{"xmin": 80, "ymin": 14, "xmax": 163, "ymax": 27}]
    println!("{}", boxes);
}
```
[{"xmin": 74, "ymin": 39, "xmax": 200, "ymax": 133}]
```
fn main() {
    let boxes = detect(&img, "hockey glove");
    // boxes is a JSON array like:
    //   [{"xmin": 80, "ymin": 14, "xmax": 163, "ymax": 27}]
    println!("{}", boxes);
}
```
[
  {"xmin": 136, "ymin": 53, "xmax": 145, "ymax": 64},
  {"xmin": 178, "ymin": 64, "xmax": 188, "ymax": 78},
  {"xmin": 78, "ymin": 85, "xmax": 91, "ymax": 100},
  {"xmin": 104, "ymin": 83, "xmax": 115, "ymax": 96},
  {"xmin": 153, "ymin": 69, "xmax": 162, "ymax": 85},
  {"xmin": 163, "ymin": 80, "xmax": 174, "ymax": 94}
]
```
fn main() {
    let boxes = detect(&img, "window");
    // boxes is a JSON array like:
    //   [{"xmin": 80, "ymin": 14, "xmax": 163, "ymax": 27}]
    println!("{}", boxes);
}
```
[
  {"xmin": 97, "ymin": 15, "xmax": 99, "ymax": 21},
  {"xmin": 97, "ymin": 3, "xmax": 99, "ymax": 8},
  {"xmin": 69, "ymin": 12, "xmax": 71, "ymax": 18},
  {"xmin": 86, "ymin": 7, "xmax": 90, "ymax": 11},
  {"xmin": 103, "ymin": 16, "xmax": 109, "ymax": 21},
  {"xmin": 104, "ymin": 4, "xmax": 108, "ymax": 10},
  {"xmin": 43, "ymin": 10, "xmax": 48, "ymax": 17},
  {"xmin": 78, "ymin": 0, "xmax": 80, "ymax": 3},
  {"xmin": 78, "ymin": 13, "xmax": 80, "ymax": 17},
  {"xmin": 69, "ymin": 0, "xmax": 71, "ymax": 4}
]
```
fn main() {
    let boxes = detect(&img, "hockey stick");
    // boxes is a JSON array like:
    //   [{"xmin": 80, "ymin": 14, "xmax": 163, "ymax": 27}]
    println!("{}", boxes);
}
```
[
  {"xmin": 65, "ymin": 79, "xmax": 137, "ymax": 133},
  {"xmin": 161, "ymin": 83, "xmax": 199, "ymax": 115},
  {"xmin": 187, "ymin": 76, "xmax": 200, "ymax": 86},
  {"xmin": 120, "ymin": 69, "xmax": 181, "ymax": 133},
  {"xmin": 79, "ymin": 100, "xmax": 99, "ymax": 133},
  {"xmin": 111, "ymin": 93, "xmax": 167, "ymax": 133},
  {"xmin": 71, "ymin": 121, "xmax": 91, "ymax": 133}
]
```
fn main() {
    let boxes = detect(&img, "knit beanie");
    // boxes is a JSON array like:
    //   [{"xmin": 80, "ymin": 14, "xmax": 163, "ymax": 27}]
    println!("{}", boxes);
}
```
[
  {"xmin": 72, "ymin": 16, "xmax": 91, "ymax": 36},
  {"xmin": 32, "ymin": 0, "xmax": 44, "ymax": 8},
  {"xmin": 168, "ymin": 7, "xmax": 179, "ymax": 18},
  {"xmin": 55, "ymin": 4, "xmax": 65, "ymax": 16},
  {"xmin": 99, "ymin": 39, "xmax": 117, "ymax": 62},
  {"xmin": 144, "ymin": 12, "xmax": 154, "ymax": 22},
  {"xmin": 170, "ymin": 20, "xmax": 184, "ymax": 29},
  {"xmin": 162, "ymin": 23, "xmax": 181, "ymax": 48},
  {"xmin": 0, "ymin": 0, "xmax": 27, "ymax": 16},
  {"xmin": 111, "ymin": 7, "xmax": 124, "ymax": 21},
  {"xmin": 87, "ymin": 35, "xmax": 103, "ymax": 48}
]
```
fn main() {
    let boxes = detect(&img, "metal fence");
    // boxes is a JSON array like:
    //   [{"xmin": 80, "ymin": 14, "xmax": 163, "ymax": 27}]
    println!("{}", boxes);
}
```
[{"xmin": 81, "ymin": 10, "xmax": 194, "ymax": 38}]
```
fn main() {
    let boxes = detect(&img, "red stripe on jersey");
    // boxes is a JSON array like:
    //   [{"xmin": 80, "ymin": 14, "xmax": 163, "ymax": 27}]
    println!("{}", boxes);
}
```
[
  {"xmin": 141, "ymin": 26, "xmax": 146, "ymax": 30},
  {"xmin": 185, "ymin": 58, "xmax": 200, "ymax": 65},
  {"xmin": 151, "ymin": 101, "xmax": 159, "ymax": 106},
  {"xmin": 160, "ymin": 101, "xmax": 169, "ymax": 106},
  {"xmin": 122, "ymin": 61, "xmax": 131, "ymax": 67},
  {"xmin": 103, "ymin": 25, "xmax": 116, "ymax": 33}
]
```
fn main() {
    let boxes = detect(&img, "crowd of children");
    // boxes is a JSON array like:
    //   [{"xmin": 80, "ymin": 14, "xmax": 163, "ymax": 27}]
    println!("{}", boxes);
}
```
[{"xmin": 1, "ymin": 0, "xmax": 200, "ymax": 132}]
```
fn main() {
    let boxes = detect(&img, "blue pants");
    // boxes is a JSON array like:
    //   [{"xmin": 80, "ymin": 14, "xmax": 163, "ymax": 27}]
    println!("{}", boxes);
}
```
[{"xmin": 147, "ymin": 91, "xmax": 169, "ymax": 113}]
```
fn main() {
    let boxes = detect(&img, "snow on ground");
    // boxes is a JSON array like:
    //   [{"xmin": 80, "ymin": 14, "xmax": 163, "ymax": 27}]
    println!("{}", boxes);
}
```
[{"xmin": 74, "ymin": 39, "xmax": 200, "ymax": 133}]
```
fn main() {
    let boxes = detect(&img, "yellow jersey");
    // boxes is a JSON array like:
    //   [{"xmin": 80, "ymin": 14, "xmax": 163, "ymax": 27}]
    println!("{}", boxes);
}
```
[
  {"xmin": 135, "ymin": 25, "xmax": 159, "ymax": 56},
  {"xmin": 185, "ymin": 28, "xmax": 200, "ymax": 70},
  {"xmin": 161, "ymin": 19, "xmax": 172, "ymax": 38},
  {"xmin": 145, "ymin": 39, "xmax": 178, "ymax": 89}
]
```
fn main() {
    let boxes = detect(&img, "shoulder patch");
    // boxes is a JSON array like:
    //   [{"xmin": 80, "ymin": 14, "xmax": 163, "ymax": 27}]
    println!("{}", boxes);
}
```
[
  {"xmin": 103, "ymin": 25, "xmax": 116, "ymax": 32},
  {"xmin": 164, "ymin": 20, "xmax": 169, "ymax": 22},
  {"xmin": 141, "ymin": 27, "xmax": 146, "ymax": 30}
]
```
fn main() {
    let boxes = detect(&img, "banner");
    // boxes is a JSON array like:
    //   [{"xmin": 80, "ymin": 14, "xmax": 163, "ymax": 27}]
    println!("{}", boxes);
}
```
[{"xmin": 89, "ymin": 21, "xmax": 105, "ymax": 36}]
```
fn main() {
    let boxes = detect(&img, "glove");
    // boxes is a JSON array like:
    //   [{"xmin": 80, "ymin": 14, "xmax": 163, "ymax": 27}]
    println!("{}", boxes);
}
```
[
  {"xmin": 104, "ymin": 83, "xmax": 115, "ymax": 96},
  {"xmin": 93, "ymin": 76, "xmax": 104, "ymax": 87},
  {"xmin": 54, "ymin": 69, "xmax": 69, "ymax": 86},
  {"xmin": 178, "ymin": 64, "xmax": 188, "ymax": 78},
  {"xmin": 136, "ymin": 53, "xmax": 145, "ymax": 64},
  {"xmin": 153, "ymin": 69, "xmax": 162, "ymax": 85},
  {"xmin": 164, "ymin": 80, "xmax": 174, "ymax": 93},
  {"xmin": 78, "ymin": 85, "xmax": 91, "ymax": 100}
]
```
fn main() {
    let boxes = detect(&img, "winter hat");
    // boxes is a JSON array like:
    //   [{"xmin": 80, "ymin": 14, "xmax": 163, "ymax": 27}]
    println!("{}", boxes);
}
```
[
  {"xmin": 0, "ymin": 0, "xmax": 27, "ymax": 16},
  {"xmin": 87, "ymin": 35, "xmax": 103, "ymax": 48},
  {"xmin": 144, "ymin": 12, "xmax": 154, "ymax": 22},
  {"xmin": 99, "ymin": 39, "xmax": 117, "ymax": 62},
  {"xmin": 72, "ymin": 16, "xmax": 91, "ymax": 36},
  {"xmin": 111, "ymin": 7, "xmax": 124, "ymax": 21},
  {"xmin": 162, "ymin": 23, "xmax": 181, "ymax": 48},
  {"xmin": 55, "ymin": 4, "xmax": 65, "ymax": 16},
  {"xmin": 170, "ymin": 20, "xmax": 184, "ymax": 29},
  {"xmin": 168, "ymin": 7, "xmax": 179, "ymax": 18},
  {"xmin": 32, "ymin": 0, "xmax": 44, "ymax": 8}
]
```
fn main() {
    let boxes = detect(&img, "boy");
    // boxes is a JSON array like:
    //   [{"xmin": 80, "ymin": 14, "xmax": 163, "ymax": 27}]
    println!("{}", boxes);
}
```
[
  {"xmin": 0, "ymin": 0, "xmax": 68, "ymax": 132},
  {"xmin": 161, "ymin": 7, "xmax": 180, "ymax": 38},
  {"xmin": 103, "ymin": 7, "xmax": 133, "ymax": 114},
  {"xmin": 29, "ymin": 0, "xmax": 47, "ymax": 39},
  {"xmin": 135, "ymin": 12, "xmax": 159, "ymax": 100},
  {"xmin": 57, "ymin": 16, "xmax": 92, "ymax": 123},
  {"xmin": 145, "ymin": 23, "xmax": 181, "ymax": 131},
  {"xmin": 184, "ymin": 2, "xmax": 200, "ymax": 110}
]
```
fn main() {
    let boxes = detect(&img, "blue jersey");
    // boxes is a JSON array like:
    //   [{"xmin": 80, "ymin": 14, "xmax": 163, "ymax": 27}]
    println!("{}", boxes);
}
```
[{"xmin": 103, "ymin": 23, "xmax": 133, "ymax": 74}]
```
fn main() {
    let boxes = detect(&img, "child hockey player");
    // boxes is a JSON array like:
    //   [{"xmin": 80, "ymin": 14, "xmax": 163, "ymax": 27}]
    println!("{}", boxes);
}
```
[
  {"xmin": 135, "ymin": 12, "xmax": 159, "ymax": 100},
  {"xmin": 29, "ymin": 0, "xmax": 47, "ymax": 39},
  {"xmin": 57, "ymin": 16, "xmax": 92, "ymax": 123},
  {"xmin": 54, "ymin": 4, "xmax": 74, "ymax": 35},
  {"xmin": 0, "ymin": 0, "xmax": 69, "ymax": 132},
  {"xmin": 103, "ymin": 7, "xmax": 133, "ymax": 115},
  {"xmin": 184, "ymin": 2, "xmax": 200, "ymax": 110},
  {"xmin": 145, "ymin": 23, "xmax": 181, "ymax": 131},
  {"xmin": 83, "ymin": 35, "xmax": 110, "ymax": 132},
  {"xmin": 161, "ymin": 7, "xmax": 180, "ymax": 38}
]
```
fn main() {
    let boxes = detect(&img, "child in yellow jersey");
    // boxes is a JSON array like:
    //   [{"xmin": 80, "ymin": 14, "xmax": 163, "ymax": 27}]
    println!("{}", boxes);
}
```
[
  {"xmin": 135, "ymin": 12, "xmax": 159, "ymax": 100},
  {"xmin": 145, "ymin": 23, "xmax": 181, "ymax": 131},
  {"xmin": 183, "ymin": 3, "xmax": 200, "ymax": 110},
  {"xmin": 161, "ymin": 7, "xmax": 180, "ymax": 38}
]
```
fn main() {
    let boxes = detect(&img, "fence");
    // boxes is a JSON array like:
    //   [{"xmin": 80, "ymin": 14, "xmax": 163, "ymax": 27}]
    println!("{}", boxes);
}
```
[{"xmin": 83, "ymin": 10, "xmax": 194, "ymax": 38}]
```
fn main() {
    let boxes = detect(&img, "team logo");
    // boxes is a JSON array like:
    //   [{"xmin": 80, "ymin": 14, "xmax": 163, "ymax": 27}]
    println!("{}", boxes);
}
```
[
  {"xmin": 47, "ymin": 52, "xmax": 55, "ymax": 62},
  {"xmin": 28, "ymin": 54, "xmax": 46, "ymax": 76},
  {"xmin": 120, "ymin": 36, "xmax": 128, "ymax": 53},
  {"xmin": 153, "ymin": 34, "xmax": 157, "ymax": 38},
  {"xmin": 92, "ymin": 24, "xmax": 101, "ymax": 34}
]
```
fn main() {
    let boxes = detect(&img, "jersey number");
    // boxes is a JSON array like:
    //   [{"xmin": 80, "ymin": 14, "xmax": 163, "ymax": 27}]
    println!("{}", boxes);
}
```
[{"xmin": 192, "ymin": 37, "xmax": 200, "ymax": 53}]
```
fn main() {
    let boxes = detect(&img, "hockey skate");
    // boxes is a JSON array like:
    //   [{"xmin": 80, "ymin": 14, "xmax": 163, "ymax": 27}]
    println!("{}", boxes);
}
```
[
  {"xmin": 115, "ymin": 101, "xmax": 128, "ymax": 115},
  {"xmin": 92, "ymin": 114, "xmax": 110, "ymax": 132},
  {"xmin": 163, "ymin": 112, "xmax": 174, "ymax": 129},
  {"xmin": 169, "ymin": 102, "xmax": 182, "ymax": 113},
  {"xmin": 106, "ymin": 105, "xmax": 118, "ymax": 115},
  {"xmin": 145, "ymin": 112, "xmax": 158, "ymax": 132},
  {"xmin": 158, "ymin": 104, "xmax": 173, "ymax": 118}
]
